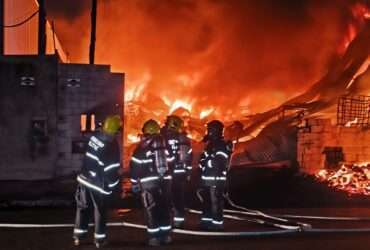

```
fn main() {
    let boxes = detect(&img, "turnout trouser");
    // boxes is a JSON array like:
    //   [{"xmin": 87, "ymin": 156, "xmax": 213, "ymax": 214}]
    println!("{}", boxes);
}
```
[
  {"xmin": 141, "ymin": 180, "xmax": 172, "ymax": 238},
  {"xmin": 201, "ymin": 185, "xmax": 225, "ymax": 227},
  {"xmin": 172, "ymin": 175, "xmax": 186, "ymax": 223},
  {"xmin": 73, "ymin": 184, "xmax": 108, "ymax": 240}
]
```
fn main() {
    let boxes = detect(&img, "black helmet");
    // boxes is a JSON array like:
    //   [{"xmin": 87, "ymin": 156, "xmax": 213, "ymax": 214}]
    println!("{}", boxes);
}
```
[
  {"xmin": 165, "ymin": 115, "xmax": 184, "ymax": 132},
  {"xmin": 204, "ymin": 120, "xmax": 224, "ymax": 141},
  {"xmin": 142, "ymin": 119, "xmax": 160, "ymax": 135}
]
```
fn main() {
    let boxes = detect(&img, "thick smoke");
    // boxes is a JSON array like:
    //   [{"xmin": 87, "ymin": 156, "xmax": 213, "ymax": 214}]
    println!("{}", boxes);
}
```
[{"xmin": 46, "ymin": 0, "xmax": 368, "ymax": 115}]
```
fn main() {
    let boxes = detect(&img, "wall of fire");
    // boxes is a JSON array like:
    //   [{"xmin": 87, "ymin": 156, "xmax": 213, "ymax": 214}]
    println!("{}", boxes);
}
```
[
  {"xmin": 297, "ymin": 118, "xmax": 370, "ymax": 175},
  {"xmin": 0, "ymin": 55, "xmax": 124, "ymax": 180}
]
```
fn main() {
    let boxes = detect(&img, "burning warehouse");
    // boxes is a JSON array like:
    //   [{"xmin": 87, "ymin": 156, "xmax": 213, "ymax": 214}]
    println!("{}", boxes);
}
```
[{"xmin": 1, "ymin": 0, "xmax": 370, "ymax": 250}]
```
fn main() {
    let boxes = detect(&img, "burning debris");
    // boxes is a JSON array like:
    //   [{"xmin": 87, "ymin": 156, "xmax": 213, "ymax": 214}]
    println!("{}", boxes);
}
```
[
  {"xmin": 43, "ymin": 1, "xmax": 370, "ymax": 193},
  {"xmin": 316, "ymin": 163, "xmax": 370, "ymax": 196}
]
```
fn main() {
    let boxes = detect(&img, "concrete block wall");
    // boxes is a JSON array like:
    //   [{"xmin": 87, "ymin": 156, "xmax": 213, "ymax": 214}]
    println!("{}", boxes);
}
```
[
  {"xmin": 0, "ymin": 56, "xmax": 124, "ymax": 180},
  {"xmin": 298, "ymin": 118, "xmax": 370, "ymax": 175},
  {"xmin": 56, "ymin": 64, "xmax": 124, "ymax": 176},
  {"xmin": 0, "ymin": 56, "xmax": 59, "ymax": 180}
]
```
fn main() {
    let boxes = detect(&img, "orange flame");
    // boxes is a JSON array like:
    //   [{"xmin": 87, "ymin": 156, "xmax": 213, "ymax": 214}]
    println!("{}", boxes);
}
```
[
  {"xmin": 127, "ymin": 133, "xmax": 140, "ymax": 144},
  {"xmin": 316, "ymin": 162, "xmax": 370, "ymax": 196},
  {"xmin": 124, "ymin": 73, "xmax": 150, "ymax": 102},
  {"xmin": 338, "ymin": 2, "xmax": 370, "ymax": 54},
  {"xmin": 199, "ymin": 107, "xmax": 214, "ymax": 119},
  {"xmin": 345, "ymin": 117, "xmax": 359, "ymax": 127}
]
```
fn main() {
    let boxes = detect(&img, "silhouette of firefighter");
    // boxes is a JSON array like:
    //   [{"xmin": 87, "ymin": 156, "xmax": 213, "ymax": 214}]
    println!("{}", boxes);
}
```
[
  {"xmin": 161, "ymin": 115, "xmax": 193, "ymax": 228},
  {"xmin": 73, "ymin": 115, "xmax": 122, "ymax": 248},
  {"xmin": 130, "ymin": 119, "xmax": 173, "ymax": 246},
  {"xmin": 199, "ymin": 120, "xmax": 233, "ymax": 231}
]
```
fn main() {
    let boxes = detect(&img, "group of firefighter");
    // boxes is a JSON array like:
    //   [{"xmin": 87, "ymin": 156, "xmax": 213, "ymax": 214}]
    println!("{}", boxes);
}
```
[{"xmin": 72, "ymin": 114, "xmax": 233, "ymax": 248}]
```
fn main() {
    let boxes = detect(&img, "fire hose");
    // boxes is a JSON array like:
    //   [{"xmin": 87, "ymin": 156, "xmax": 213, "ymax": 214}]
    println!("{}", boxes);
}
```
[
  {"xmin": 0, "ymin": 190, "xmax": 369, "ymax": 236},
  {"xmin": 187, "ymin": 209, "xmax": 302, "ymax": 230},
  {"xmin": 185, "ymin": 209, "xmax": 370, "ymax": 234},
  {"xmin": 1, "ymin": 220, "xmax": 370, "ymax": 235},
  {"xmin": 196, "ymin": 189, "xmax": 312, "ymax": 230},
  {"xmin": 223, "ymin": 192, "xmax": 370, "ymax": 222},
  {"xmin": 193, "ymin": 188, "xmax": 370, "ymax": 233},
  {"xmin": 223, "ymin": 192, "xmax": 312, "ymax": 229},
  {"xmin": 224, "ymin": 209, "xmax": 370, "ymax": 221},
  {"xmin": 0, "ymin": 221, "xmax": 298, "ymax": 236},
  {"xmin": 0, "ymin": 204, "xmax": 370, "ymax": 235}
]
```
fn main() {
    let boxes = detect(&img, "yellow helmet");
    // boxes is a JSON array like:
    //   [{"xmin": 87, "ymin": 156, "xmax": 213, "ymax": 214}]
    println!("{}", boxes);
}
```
[
  {"xmin": 102, "ymin": 115, "xmax": 122, "ymax": 135},
  {"xmin": 165, "ymin": 115, "xmax": 183, "ymax": 132},
  {"xmin": 142, "ymin": 119, "xmax": 160, "ymax": 135}
]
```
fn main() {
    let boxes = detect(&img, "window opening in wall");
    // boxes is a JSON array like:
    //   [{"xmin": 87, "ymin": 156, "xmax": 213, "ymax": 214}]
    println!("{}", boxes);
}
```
[
  {"xmin": 322, "ymin": 147, "xmax": 344, "ymax": 170},
  {"xmin": 17, "ymin": 63, "xmax": 36, "ymax": 87},
  {"xmin": 80, "ymin": 114, "xmax": 96, "ymax": 132},
  {"xmin": 80, "ymin": 114, "xmax": 87, "ymax": 132},
  {"xmin": 91, "ymin": 114, "xmax": 96, "ymax": 131}
]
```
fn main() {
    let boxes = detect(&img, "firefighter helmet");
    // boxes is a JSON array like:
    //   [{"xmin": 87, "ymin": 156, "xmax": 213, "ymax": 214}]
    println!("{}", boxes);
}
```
[
  {"xmin": 102, "ymin": 115, "xmax": 122, "ymax": 135},
  {"xmin": 206, "ymin": 120, "xmax": 224, "ymax": 139},
  {"xmin": 165, "ymin": 115, "xmax": 184, "ymax": 132},
  {"xmin": 142, "ymin": 119, "xmax": 160, "ymax": 135}
]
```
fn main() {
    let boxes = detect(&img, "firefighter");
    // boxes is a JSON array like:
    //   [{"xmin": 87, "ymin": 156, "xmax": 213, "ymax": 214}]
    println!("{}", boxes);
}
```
[
  {"xmin": 73, "ymin": 115, "xmax": 122, "ymax": 248},
  {"xmin": 199, "ymin": 120, "xmax": 233, "ymax": 231},
  {"xmin": 161, "ymin": 115, "xmax": 192, "ymax": 228},
  {"xmin": 130, "ymin": 119, "xmax": 173, "ymax": 246}
]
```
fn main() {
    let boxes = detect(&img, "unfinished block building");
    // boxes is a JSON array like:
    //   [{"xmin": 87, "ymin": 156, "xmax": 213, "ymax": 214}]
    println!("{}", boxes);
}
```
[{"xmin": 0, "ymin": 55, "xmax": 124, "ymax": 180}]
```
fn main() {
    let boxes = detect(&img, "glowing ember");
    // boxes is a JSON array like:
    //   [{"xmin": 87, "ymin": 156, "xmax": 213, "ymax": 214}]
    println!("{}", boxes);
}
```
[
  {"xmin": 316, "ymin": 163, "xmax": 370, "ymax": 196},
  {"xmin": 345, "ymin": 117, "xmax": 359, "ymax": 127}
]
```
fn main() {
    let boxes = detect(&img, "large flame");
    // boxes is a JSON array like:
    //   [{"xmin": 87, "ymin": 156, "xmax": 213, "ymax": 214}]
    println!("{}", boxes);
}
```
[
  {"xmin": 47, "ymin": 1, "xmax": 369, "ymax": 115},
  {"xmin": 200, "ymin": 107, "xmax": 214, "ymax": 119},
  {"xmin": 124, "ymin": 73, "xmax": 150, "ymax": 102},
  {"xmin": 127, "ymin": 133, "xmax": 141, "ymax": 144},
  {"xmin": 44, "ymin": 0, "xmax": 370, "ymax": 144},
  {"xmin": 338, "ymin": 2, "xmax": 370, "ymax": 54},
  {"xmin": 165, "ymin": 98, "xmax": 194, "ymax": 114}
]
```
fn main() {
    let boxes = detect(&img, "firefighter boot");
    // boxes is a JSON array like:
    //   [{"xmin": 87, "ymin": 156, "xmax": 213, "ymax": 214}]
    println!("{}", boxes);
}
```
[
  {"xmin": 73, "ymin": 233, "xmax": 88, "ymax": 247},
  {"xmin": 161, "ymin": 235, "xmax": 172, "ymax": 245},
  {"xmin": 94, "ymin": 238, "xmax": 108, "ymax": 249},
  {"xmin": 148, "ymin": 237, "xmax": 161, "ymax": 247},
  {"xmin": 73, "ymin": 237, "xmax": 80, "ymax": 247},
  {"xmin": 210, "ymin": 222, "xmax": 224, "ymax": 231}
]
